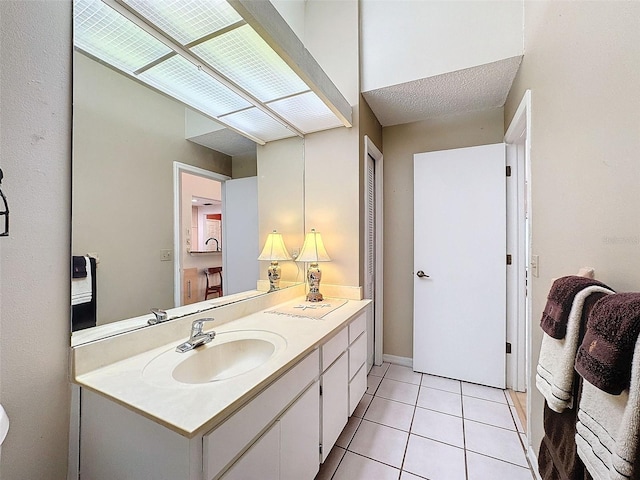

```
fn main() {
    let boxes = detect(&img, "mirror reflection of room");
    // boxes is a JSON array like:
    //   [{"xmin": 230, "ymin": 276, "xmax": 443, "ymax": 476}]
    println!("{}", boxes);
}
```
[{"xmin": 182, "ymin": 173, "xmax": 223, "ymax": 306}]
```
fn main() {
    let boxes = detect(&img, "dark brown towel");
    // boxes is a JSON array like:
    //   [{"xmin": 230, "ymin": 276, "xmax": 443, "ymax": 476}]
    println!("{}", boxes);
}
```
[
  {"xmin": 538, "ymin": 294, "xmax": 599, "ymax": 480},
  {"xmin": 541, "ymin": 276, "xmax": 613, "ymax": 339},
  {"xmin": 72, "ymin": 255, "xmax": 87, "ymax": 279},
  {"xmin": 575, "ymin": 292, "xmax": 640, "ymax": 395}
]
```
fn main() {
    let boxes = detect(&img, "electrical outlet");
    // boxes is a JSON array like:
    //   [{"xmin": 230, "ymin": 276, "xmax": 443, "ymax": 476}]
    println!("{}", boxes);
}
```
[{"xmin": 160, "ymin": 249, "xmax": 172, "ymax": 262}]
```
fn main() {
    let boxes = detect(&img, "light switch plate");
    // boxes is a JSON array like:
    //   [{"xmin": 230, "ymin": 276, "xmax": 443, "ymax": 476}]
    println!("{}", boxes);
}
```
[
  {"xmin": 531, "ymin": 255, "xmax": 540, "ymax": 277},
  {"xmin": 160, "ymin": 249, "xmax": 172, "ymax": 261}
]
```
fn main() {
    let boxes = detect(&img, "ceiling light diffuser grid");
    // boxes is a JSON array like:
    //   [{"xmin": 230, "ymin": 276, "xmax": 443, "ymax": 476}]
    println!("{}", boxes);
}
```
[
  {"xmin": 74, "ymin": 0, "xmax": 171, "ymax": 73},
  {"xmin": 222, "ymin": 108, "xmax": 295, "ymax": 142},
  {"xmin": 192, "ymin": 25, "xmax": 308, "ymax": 103},
  {"xmin": 268, "ymin": 92, "xmax": 344, "ymax": 134},
  {"xmin": 122, "ymin": 0, "xmax": 242, "ymax": 45},
  {"xmin": 138, "ymin": 55, "xmax": 251, "ymax": 117}
]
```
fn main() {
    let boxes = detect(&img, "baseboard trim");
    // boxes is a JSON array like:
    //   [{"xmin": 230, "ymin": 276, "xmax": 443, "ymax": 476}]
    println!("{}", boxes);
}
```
[
  {"xmin": 382, "ymin": 354, "xmax": 413, "ymax": 368},
  {"xmin": 527, "ymin": 445, "xmax": 542, "ymax": 480}
]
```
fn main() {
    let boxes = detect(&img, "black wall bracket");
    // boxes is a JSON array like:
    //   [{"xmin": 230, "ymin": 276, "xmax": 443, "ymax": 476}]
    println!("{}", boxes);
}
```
[{"xmin": 0, "ymin": 168, "xmax": 9, "ymax": 237}]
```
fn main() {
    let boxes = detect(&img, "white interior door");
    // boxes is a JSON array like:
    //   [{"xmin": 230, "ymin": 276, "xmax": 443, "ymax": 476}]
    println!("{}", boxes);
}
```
[
  {"xmin": 413, "ymin": 144, "xmax": 506, "ymax": 388},
  {"xmin": 223, "ymin": 177, "xmax": 259, "ymax": 295}
]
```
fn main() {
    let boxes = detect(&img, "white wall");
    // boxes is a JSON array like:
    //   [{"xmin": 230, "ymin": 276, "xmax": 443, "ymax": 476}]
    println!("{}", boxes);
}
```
[
  {"xmin": 0, "ymin": 2, "xmax": 72, "ymax": 478},
  {"xmin": 505, "ymin": 0, "xmax": 640, "ymax": 459},
  {"xmin": 257, "ymin": 137, "xmax": 305, "ymax": 284},
  {"xmin": 361, "ymin": 0, "xmax": 523, "ymax": 92},
  {"xmin": 303, "ymin": 0, "xmax": 362, "ymax": 288},
  {"xmin": 73, "ymin": 52, "xmax": 231, "ymax": 325}
]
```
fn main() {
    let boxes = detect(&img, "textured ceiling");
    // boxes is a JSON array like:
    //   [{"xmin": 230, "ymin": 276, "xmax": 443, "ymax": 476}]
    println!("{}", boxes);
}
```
[
  {"xmin": 362, "ymin": 56, "xmax": 523, "ymax": 127},
  {"xmin": 187, "ymin": 128, "xmax": 257, "ymax": 157}
]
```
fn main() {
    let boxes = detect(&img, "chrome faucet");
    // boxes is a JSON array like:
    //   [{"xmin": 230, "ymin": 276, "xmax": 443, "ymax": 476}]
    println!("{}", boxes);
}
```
[
  {"xmin": 176, "ymin": 318, "xmax": 216, "ymax": 353},
  {"xmin": 148, "ymin": 308, "xmax": 168, "ymax": 325},
  {"xmin": 205, "ymin": 237, "xmax": 220, "ymax": 251}
]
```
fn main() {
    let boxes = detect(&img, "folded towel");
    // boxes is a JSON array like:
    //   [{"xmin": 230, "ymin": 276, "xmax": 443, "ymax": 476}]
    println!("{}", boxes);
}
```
[
  {"xmin": 542, "ymin": 276, "xmax": 614, "ymax": 339},
  {"xmin": 576, "ymin": 293, "xmax": 640, "ymax": 395},
  {"xmin": 576, "ymin": 334, "xmax": 640, "ymax": 480},
  {"xmin": 72, "ymin": 255, "xmax": 87, "ymax": 278},
  {"xmin": 537, "ymin": 286, "xmax": 614, "ymax": 413},
  {"xmin": 71, "ymin": 256, "xmax": 92, "ymax": 306}
]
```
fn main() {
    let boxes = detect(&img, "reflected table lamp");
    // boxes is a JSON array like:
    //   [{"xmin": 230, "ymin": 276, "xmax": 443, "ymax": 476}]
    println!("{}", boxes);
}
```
[
  {"xmin": 258, "ymin": 230, "xmax": 292, "ymax": 292},
  {"xmin": 296, "ymin": 229, "xmax": 331, "ymax": 302}
]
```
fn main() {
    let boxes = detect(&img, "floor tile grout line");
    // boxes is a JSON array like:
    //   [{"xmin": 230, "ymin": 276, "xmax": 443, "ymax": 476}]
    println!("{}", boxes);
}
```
[
  {"xmin": 339, "ymin": 450, "xmax": 403, "ymax": 475},
  {"xmin": 398, "ymin": 375, "xmax": 421, "ymax": 477},
  {"xmin": 461, "ymin": 383, "xmax": 470, "ymax": 480},
  {"xmin": 465, "ymin": 448, "xmax": 534, "ymax": 470}
]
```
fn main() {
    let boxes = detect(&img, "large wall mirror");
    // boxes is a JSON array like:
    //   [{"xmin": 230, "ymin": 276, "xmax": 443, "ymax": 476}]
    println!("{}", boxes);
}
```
[{"xmin": 71, "ymin": 0, "xmax": 308, "ymax": 345}]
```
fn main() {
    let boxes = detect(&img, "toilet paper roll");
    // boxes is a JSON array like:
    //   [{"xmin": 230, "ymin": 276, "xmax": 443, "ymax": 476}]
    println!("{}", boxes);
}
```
[{"xmin": 0, "ymin": 404, "xmax": 9, "ymax": 445}]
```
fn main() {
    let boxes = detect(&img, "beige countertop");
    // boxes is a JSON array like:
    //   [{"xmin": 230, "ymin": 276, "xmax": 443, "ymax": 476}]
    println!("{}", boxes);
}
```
[{"xmin": 74, "ymin": 297, "xmax": 370, "ymax": 438}]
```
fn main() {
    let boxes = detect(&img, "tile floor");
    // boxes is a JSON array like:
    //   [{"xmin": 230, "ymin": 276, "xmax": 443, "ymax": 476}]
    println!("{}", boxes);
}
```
[{"xmin": 316, "ymin": 363, "xmax": 535, "ymax": 480}]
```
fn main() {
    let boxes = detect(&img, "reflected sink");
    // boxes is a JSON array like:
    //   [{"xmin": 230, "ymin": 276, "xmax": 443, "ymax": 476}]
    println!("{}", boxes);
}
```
[{"xmin": 142, "ymin": 330, "xmax": 287, "ymax": 387}]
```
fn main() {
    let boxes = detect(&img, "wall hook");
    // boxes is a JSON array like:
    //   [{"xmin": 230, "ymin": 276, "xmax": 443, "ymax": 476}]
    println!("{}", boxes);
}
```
[{"xmin": 0, "ymin": 168, "xmax": 9, "ymax": 237}]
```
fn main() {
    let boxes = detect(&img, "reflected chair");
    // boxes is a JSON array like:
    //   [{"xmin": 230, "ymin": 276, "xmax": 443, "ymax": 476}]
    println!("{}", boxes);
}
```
[{"xmin": 204, "ymin": 267, "xmax": 223, "ymax": 299}]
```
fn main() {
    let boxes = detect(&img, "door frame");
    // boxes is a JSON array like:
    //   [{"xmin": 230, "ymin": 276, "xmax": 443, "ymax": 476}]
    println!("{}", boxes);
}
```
[
  {"xmin": 173, "ymin": 162, "xmax": 230, "ymax": 307},
  {"xmin": 364, "ymin": 135, "xmax": 384, "ymax": 366},
  {"xmin": 504, "ymin": 90, "xmax": 532, "ymax": 433}
]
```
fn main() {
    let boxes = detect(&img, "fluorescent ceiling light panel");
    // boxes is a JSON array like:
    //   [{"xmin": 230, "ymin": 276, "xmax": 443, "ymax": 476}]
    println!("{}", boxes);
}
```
[
  {"xmin": 74, "ymin": 0, "xmax": 171, "ymax": 73},
  {"xmin": 138, "ymin": 55, "xmax": 251, "ymax": 117},
  {"xmin": 221, "ymin": 108, "xmax": 295, "ymax": 143},
  {"xmin": 74, "ymin": 0, "xmax": 351, "ymax": 145},
  {"xmin": 268, "ymin": 91, "xmax": 344, "ymax": 134},
  {"xmin": 122, "ymin": 0, "xmax": 242, "ymax": 45},
  {"xmin": 191, "ymin": 25, "xmax": 308, "ymax": 103}
]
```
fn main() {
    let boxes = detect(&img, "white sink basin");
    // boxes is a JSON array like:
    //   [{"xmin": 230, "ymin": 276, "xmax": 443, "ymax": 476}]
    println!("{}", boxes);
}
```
[{"xmin": 142, "ymin": 330, "xmax": 287, "ymax": 387}]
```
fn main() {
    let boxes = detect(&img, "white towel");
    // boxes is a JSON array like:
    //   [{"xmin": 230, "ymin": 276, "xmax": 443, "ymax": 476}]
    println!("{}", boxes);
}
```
[
  {"xmin": 0, "ymin": 404, "xmax": 8, "ymax": 446},
  {"xmin": 536, "ymin": 285, "xmax": 614, "ymax": 413},
  {"xmin": 71, "ymin": 256, "xmax": 92, "ymax": 306},
  {"xmin": 576, "ymin": 334, "xmax": 640, "ymax": 480}
]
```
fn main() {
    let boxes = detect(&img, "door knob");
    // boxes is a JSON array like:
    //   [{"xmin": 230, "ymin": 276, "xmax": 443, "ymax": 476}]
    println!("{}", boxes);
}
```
[{"xmin": 416, "ymin": 270, "xmax": 430, "ymax": 278}]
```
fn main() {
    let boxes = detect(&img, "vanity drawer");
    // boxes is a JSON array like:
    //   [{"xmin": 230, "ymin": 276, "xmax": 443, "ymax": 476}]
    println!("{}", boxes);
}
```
[
  {"xmin": 348, "ymin": 312, "xmax": 366, "ymax": 344},
  {"xmin": 349, "ymin": 363, "xmax": 367, "ymax": 416},
  {"xmin": 348, "ymin": 332, "xmax": 367, "ymax": 381},
  {"xmin": 203, "ymin": 349, "xmax": 319, "ymax": 480},
  {"xmin": 321, "ymin": 327, "xmax": 348, "ymax": 371}
]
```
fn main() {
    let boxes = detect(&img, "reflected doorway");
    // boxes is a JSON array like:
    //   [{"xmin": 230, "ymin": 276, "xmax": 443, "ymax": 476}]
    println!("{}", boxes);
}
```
[{"xmin": 173, "ymin": 162, "xmax": 230, "ymax": 307}]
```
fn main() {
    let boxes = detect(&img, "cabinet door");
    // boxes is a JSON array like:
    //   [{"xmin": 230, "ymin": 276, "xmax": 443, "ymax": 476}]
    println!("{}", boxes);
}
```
[
  {"xmin": 220, "ymin": 423, "xmax": 280, "ymax": 480},
  {"xmin": 280, "ymin": 381, "xmax": 320, "ymax": 480},
  {"xmin": 321, "ymin": 352, "xmax": 348, "ymax": 463}
]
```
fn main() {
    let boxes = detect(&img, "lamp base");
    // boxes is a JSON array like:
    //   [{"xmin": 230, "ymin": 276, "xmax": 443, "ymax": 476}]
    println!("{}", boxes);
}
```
[
  {"xmin": 306, "ymin": 263, "xmax": 324, "ymax": 302},
  {"xmin": 267, "ymin": 261, "xmax": 281, "ymax": 292}
]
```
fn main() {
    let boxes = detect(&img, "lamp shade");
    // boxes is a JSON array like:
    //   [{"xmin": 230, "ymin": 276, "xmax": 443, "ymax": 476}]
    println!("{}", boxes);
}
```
[
  {"xmin": 296, "ymin": 229, "xmax": 331, "ymax": 263},
  {"xmin": 258, "ymin": 230, "xmax": 292, "ymax": 261}
]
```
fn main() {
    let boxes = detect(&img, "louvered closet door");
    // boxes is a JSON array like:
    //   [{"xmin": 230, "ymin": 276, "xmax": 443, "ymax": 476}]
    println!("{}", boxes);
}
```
[{"xmin": 364, "ymin": 154, "xmax": 375, "ymax": 368}]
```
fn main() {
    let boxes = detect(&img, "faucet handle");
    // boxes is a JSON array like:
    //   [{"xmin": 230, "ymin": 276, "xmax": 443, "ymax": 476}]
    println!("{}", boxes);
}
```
[
  {"xmin": 191, "ymin": 317, "xmax": 215, "ymax": 336},
  {"xmin": 148, "ymin": 308, "xmax": 168, "ymax": 325}
]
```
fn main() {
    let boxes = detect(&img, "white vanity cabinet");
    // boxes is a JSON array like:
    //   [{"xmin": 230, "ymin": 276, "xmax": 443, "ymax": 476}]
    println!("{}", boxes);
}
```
[
  {"xmin": 348, "ymin": 311, "xmax": 368, "ymax": 415},
  {"xmin": 319, "ymin": 311, "xmax": 368, "ymax": 462},
  {"xmin": 75, "ymin": 301, "xmax": 370, "ymax": 480},
  {"xmin": 221, "ymin": 380, "xmax": 320, "ymax": 480}
]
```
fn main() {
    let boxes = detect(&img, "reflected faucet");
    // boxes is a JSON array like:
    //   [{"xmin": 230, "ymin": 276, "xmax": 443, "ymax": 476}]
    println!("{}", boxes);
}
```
[
  {"xmin": 205, "ymin": 237, "xmax": 220, "ymax": 251},
  {"xmin": 148, "ymin": 308, "xmax": 168, "ymax": 325},
  {"xmin": 176, "ymin": 318, "xmax": 216, "ymax": 352}
]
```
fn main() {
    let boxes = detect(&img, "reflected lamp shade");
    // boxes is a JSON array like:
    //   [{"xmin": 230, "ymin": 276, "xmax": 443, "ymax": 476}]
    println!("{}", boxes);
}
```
[
  {"xmin": 258, "ymin": 230, "xmax": 292, "ymax": 292},
  {"xmin": 295, "ymin": 229, "xmax": 331, "ymax": 302}
]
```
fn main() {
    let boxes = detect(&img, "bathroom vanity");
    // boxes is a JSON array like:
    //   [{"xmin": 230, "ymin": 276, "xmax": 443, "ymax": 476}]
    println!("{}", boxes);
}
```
[{"xmin": 71, "ymin": 288, "xmax": 370, "ymax": 480}]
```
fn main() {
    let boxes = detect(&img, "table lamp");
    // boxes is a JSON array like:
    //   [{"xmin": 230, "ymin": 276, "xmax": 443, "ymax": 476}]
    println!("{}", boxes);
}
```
[
  {"xmin": 258, "ymin": 230, "xmax": 292, "ymax": 292},
  {"xmin": 296, "ymin": 229, "xmax": 331, "ymax": 302}
]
